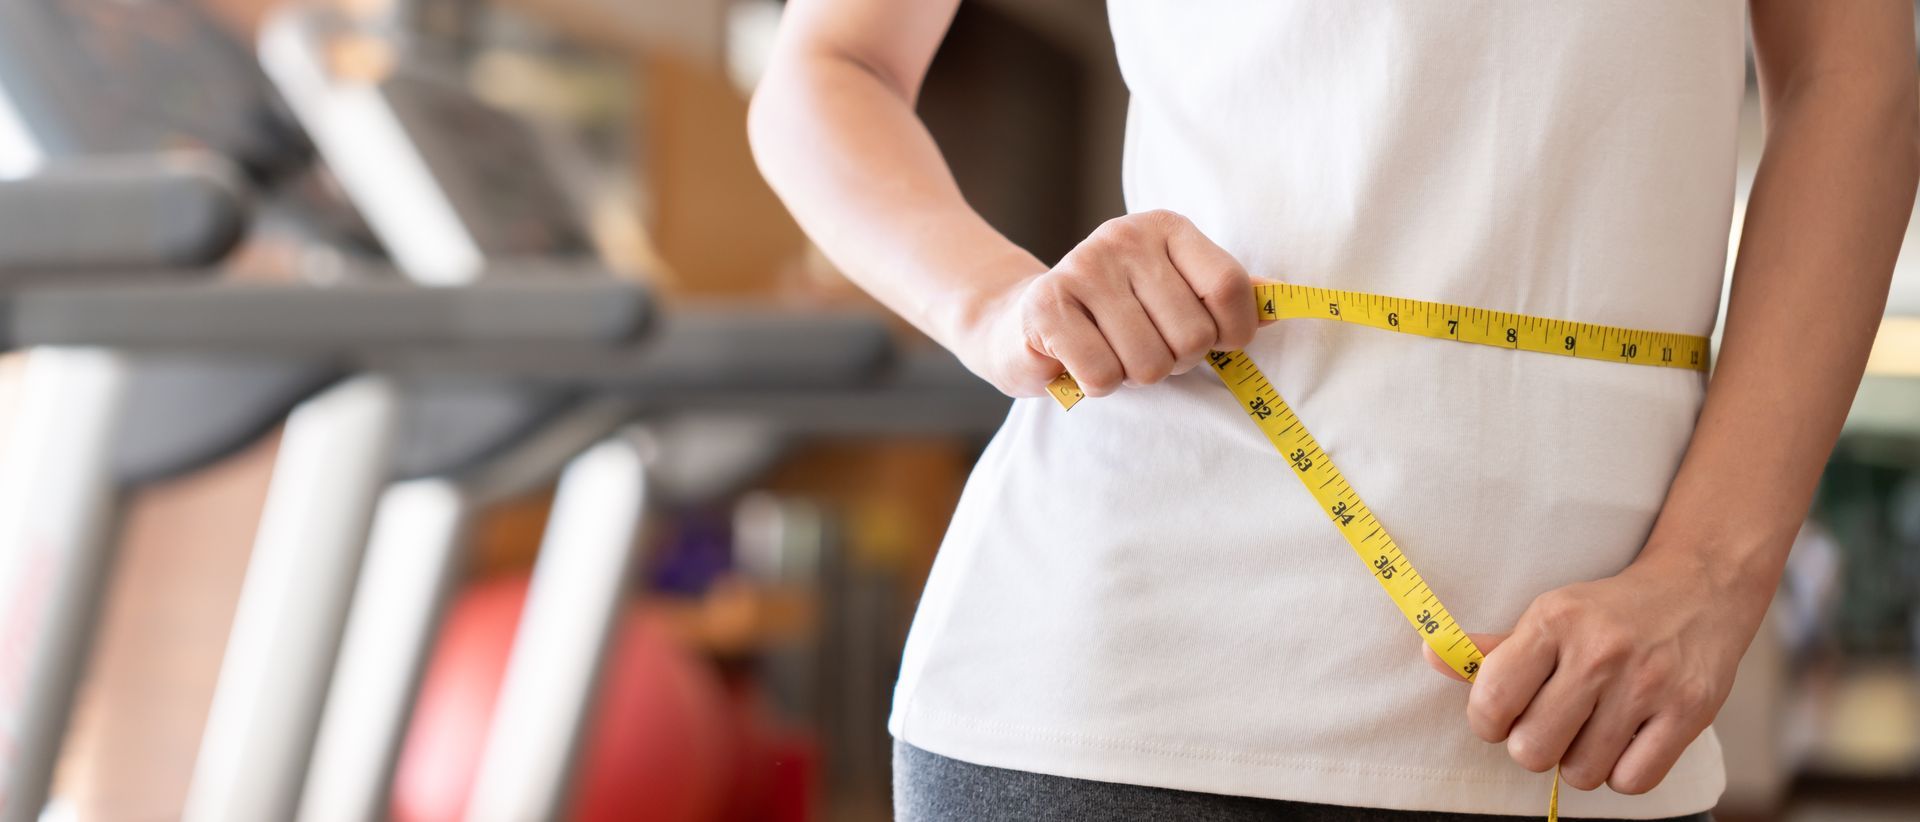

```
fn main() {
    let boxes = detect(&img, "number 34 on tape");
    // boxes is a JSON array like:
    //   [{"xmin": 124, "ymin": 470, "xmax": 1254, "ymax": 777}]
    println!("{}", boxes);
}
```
[{"xmin": 1044, "ymin": 283, "xmax": 1710, "ymax": 821}]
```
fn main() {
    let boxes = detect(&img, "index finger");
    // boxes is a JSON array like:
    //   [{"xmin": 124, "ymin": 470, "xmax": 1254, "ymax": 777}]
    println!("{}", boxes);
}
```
[
  {"xmin": 1424, "ymin": 632, "xmax": 1507, "ymax": 683},
  {"xmin": 1468, "ymin": 627, "xmax": 1558, "ymax": 743}
]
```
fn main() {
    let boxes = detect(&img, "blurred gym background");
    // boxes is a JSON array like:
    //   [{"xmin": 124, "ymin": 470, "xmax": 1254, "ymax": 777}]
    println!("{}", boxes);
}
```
[{"xmin": 0, "ymin": 1, "xmax": 1916, "ymax": 821}]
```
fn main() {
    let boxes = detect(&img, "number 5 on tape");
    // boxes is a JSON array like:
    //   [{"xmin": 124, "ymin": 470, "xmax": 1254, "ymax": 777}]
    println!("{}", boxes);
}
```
[{"xmin": 1045, "ymin": 283, "xmax": 1708, "ymax": 821}]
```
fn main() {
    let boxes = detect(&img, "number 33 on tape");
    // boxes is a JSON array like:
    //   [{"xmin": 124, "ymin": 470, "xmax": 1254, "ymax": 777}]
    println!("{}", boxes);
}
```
[{"xmin": 1046, "ymin": 283, "xmax": 1710, "ymax": 821}]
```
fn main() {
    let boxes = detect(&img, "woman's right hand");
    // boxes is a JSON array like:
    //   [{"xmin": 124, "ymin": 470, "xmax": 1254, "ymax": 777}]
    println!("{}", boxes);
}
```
[{"xmin": 965, "ymin": 209, "xmax": 1264, "ymax": 399}]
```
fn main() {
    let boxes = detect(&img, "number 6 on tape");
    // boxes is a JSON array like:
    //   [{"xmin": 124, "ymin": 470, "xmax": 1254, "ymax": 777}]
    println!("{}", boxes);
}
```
[{"xmin": 1045, "ymin": 283, "xmax": 1709, "ymax": 821}]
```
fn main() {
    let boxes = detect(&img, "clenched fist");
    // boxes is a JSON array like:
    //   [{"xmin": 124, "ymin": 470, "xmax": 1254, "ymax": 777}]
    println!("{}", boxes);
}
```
[
  {"xmin": 1424, "ymin": 556, "xmax": 1753, "ymax": 796},
  {"xmin": 962, "ymin": 210, "xmax": 1264, "ymax": 398}
]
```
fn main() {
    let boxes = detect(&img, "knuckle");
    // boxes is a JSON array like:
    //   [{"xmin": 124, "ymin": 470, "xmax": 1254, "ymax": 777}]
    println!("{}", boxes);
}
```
[
  {"xmin": 1021, "ymin": 277, "xmax": 1074, "ymax": 318},
  {"xmin": 1562, "ymin": 763, "xmax": 1609, "ymax": 792},
  {"xmin": 1675, "ymin": 678, "xmax": 1720, "ymax": 717},
  {"xmin": 1470, "ymin": 674, "xmax": 1509, "ymax": 713},
  {"xmin": 1583, "ymin": 627, "xmax": 1634, "ymax": 670},
  {"xmin": 1466, "ymin": 694, "xmax": 1506, "ymax": 742},
  {"xmin": 1625, "ymin": 658, "xmax": 1677, "ymax": 709},
  {"xmin": 1125, "ymin": 351, "xmax": 1177, "ymax": 385},
  {"xmin": 1078, "ymin": 362, "xmax": 1124, "ymax": 395},
  {"xmin": 1639, "ymin": 650, "xmax": 1678, "ymax": 683},
  {"xmin": 1526, "ymin": 592, "xmax": 1581, "ymax": 636},
  {"xmin": 1167, "ymin": 325, "xmax": 1215, "ymax": 359},
  {"xmin": 1505, "ymin": 733, "xmax": 1555, "ymax": 773},
  {"xmin": 1137, "ymin": 208, "xmax": 1189, "ymax": 233},
  {"xmin": 1058, "ymin": 261, "xmax": 1128, "ymax": 298},
  {"xmin": 1092, "ymin": 215, "xmax": 1147, "ymax": 248},
  {"xmin": 1609, "ymin": 766, "xmax": 1656, "ymax": 796},
  {"xmin": 1197, "ymin": 269, "xmax": 1248, "ymax": 303}
]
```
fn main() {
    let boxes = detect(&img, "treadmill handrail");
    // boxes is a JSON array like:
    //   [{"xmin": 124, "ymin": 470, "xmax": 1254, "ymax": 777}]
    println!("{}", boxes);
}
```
[
  {"xmin": 0, "ymin": 278, "xmax": 652, "ymax": 350},
  {"xmin": 368, "ymin": 308, "xmax": 892, "ymax": 391},
  {"xmin": 0, "ymin": 153, "xmax": 249, "ymax": 276}
]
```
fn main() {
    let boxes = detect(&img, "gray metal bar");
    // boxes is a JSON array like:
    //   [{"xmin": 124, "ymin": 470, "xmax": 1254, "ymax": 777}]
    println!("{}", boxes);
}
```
[
  {"xmin": 0, "ymin": 349, "xmax": 129, "ymax": 822},
  {"xmin": 383, "ymin": 381, "xmax": 580, "ymax": 481},
  {"xmin": 648, "ymin": 347, "xmax": 1011, "ymax": 436},
  {"xmin": 0, "ymin": 154, "xmax": 248, "ymax": 277},
  {"xmin": 297, "ymin": 312, "xmax": 980, "ymax": 822},
  {"xmin": 297, "ymin": 400, "xmax": 634, "ymax": 822},
  {"xmin": 295, "ymin": 478, "xmax": 469, "ymax": 822},
  {"xmin": 0, "ymin": 277, "xmax": 651, "ymax": 350},
  {"xmin": 183, "ymin": 376, "xmax": 405, "ymax": 822},
  {"xmin": 464, "ymin": 430, "xmax": 654, "ymax": 822},
  {"xmin": 111, "ymin": 357, "xmax": 343, "ymax": 485},
  {"xmin": 373, "ymin": 308, "xmax": 890, "ymax": 389}
]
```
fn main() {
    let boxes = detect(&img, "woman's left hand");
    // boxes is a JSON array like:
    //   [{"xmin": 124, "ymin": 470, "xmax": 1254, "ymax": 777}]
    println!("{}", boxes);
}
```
[{"xmin": 1423, "ymin": 553, "xmax": 1764, "ymax": 795}]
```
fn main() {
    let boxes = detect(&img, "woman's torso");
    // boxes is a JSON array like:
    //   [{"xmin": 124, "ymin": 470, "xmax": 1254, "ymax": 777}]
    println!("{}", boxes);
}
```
[{"xmin": 891, "ymin": 3, "xmax": 1747, "ymax": 817}]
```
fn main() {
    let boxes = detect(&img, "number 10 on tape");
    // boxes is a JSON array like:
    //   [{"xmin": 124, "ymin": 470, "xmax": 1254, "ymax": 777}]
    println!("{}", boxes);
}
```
[{"xmin": 1043, "ymin": 284, "xmax": 1710, "ymax": 820}]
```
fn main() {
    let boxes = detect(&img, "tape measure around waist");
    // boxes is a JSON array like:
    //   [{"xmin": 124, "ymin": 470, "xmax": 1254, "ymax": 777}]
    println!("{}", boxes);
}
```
[{"xmin": 1044, "ymin": 283, "xmax": 1710, "ymax": 820}]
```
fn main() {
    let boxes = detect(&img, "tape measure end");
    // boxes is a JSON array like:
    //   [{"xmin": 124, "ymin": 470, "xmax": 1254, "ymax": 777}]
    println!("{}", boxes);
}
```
[{"xmin": 1046, "ymin": 373, "xmax": 1086, "ymax": 410}]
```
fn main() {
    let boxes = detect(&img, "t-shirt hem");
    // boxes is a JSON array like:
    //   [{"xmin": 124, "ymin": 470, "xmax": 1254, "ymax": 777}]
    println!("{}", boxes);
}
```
[{"xmin": 892, "ymin": 703, "xmax": 1722, "ymax": 820}]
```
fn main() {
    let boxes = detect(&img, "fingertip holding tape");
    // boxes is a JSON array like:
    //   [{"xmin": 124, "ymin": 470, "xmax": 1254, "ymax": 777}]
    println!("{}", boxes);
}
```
[{"xmin": 1046, "ymin": 283, "xmax": 1706, "ymax": 821}]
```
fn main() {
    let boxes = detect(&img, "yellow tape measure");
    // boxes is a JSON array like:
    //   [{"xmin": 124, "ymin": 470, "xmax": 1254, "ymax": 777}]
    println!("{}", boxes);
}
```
[{"xmin": 1045, "ymin": 282, "xmax": 1710, "ymax": 820}]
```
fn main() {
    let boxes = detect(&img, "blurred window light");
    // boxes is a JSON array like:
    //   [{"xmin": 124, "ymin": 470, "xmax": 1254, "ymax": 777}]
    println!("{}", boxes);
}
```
[
  {"xmin": 726, "ymin": 0, "xmax": 784, "ymax": 95},
  {"xmin": 0, "ymin": 87, "xmax": 42, "ymax": 179},
  {"xmin": 1866, "ymin": 316, "xmax": 1920, "ymax": 378}
]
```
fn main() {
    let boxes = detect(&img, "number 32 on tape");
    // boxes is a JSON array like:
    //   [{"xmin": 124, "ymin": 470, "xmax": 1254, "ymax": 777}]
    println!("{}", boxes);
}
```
[{"xmin": 1045, "ymin": 283, "xmax": 1710, "ymax": 821}]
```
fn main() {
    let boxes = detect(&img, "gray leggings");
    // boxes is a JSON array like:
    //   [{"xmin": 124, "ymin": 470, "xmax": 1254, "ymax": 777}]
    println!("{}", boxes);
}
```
[{"xmin": 893, "ymin": 741, "xmax": 1712, "ymax": 822}]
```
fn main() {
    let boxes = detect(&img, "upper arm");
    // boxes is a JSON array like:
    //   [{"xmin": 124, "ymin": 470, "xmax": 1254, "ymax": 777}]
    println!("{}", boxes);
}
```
[
  {"xmin": 769, "ymin": 0, "xmax": 962, "ymax": 103},
  {"xmin": 1749, "ymin": 0, "xmax": 1918, "ymax": 121}
]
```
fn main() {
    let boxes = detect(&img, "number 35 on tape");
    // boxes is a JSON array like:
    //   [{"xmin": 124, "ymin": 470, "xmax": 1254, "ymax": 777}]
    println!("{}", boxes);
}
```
[{"xmin": 1044, "ymin": 283, "xmax": 1710, "ymax": 822}]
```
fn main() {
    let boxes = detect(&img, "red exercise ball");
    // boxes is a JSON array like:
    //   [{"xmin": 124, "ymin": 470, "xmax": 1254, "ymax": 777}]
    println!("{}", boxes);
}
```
[{"xmin": 392, "ymin": 574, "xmax": 733, "ymax": 822}]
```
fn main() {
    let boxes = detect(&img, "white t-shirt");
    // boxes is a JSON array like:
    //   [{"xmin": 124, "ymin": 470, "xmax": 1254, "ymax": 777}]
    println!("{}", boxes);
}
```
[{"xmin": 890, "ymin": 2, "xmax": 1745, "ymax": 817}]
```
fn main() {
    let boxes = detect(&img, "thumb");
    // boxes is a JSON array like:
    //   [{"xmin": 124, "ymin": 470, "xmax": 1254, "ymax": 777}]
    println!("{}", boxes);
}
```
[
  {"xmin": 990, "ymin": 306, "xmax": 1065, "ymax": 399},
  {"xmin": 1016, "ymin": 343, "xmax": 1068, "ymax": 397},
  {"xmin": 1423, "ymin": 632, "xmax": 1508, "ymax": 683}
]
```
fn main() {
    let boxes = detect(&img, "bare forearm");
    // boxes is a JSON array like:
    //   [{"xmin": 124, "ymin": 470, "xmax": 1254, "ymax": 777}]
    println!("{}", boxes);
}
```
[
  {"xmin": 1637, "ymin": 75, "xmax": 1920, "ymax": 612},
  {"xmin": 748, "ymin": 46, "xmax": 1040, "ymax": 353},
  {"xmin": 750, "ymin": 0, "xmax": 1258, "ymax": 400}
]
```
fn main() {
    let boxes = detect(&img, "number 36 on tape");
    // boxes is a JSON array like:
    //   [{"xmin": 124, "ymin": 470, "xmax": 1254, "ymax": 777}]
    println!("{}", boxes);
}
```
[{"xmin": 1045, "ymin": 283, "xmax": 1711, "ymax": 821}]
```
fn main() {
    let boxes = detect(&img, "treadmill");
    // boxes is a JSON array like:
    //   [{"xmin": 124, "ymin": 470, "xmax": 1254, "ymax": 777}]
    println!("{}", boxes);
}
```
[{"xmin": 0, "ymin": 5, "xmax": 645, "ymax": 822}]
